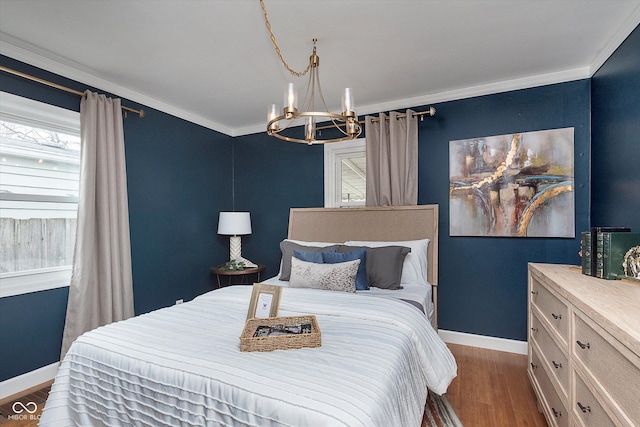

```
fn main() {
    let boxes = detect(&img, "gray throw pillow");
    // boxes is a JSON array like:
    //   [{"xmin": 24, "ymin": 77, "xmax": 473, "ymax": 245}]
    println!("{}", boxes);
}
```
[
  {"xmin": 279, "ymin": 241, "xmax": 340, "ymax": 281},
  {"xmin": 338, "ymin": 245, "xmax": 410, "ymax": 290}
]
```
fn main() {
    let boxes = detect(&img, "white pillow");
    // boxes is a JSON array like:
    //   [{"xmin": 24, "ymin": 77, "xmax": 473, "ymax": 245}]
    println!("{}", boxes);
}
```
[
  {"xmin": 289, "ymin": 257, "xmax": 359, "ymax": 293},
  {"xmin": 345, "ymin": 239, "xmax": 429, "ymax": 286}
]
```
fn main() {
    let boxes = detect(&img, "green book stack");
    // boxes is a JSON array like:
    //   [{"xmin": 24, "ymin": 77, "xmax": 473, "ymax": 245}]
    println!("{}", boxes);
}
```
[
  {"xmin": 580, "ymin": 231, "xmax": 592, "ymax": 275},
  {"xmin": 595, "ymin": 232, "xmax": 640, "ymax": 280},
  {"xmin": 590, "ymin": 226, "xmax": 630, "ymax": 276}
]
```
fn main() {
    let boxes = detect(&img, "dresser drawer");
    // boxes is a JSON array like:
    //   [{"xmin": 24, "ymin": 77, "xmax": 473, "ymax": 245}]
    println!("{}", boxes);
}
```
[
  {"xmin": 573, "ymin": 369, "xmax": 619, "ymax": 427},
  {"xmin": 531, "ymin": 345, "xmax": 569, "ymax": 427},
  {"xmin": 573, "ymin": 311, "xmax": 640, "ymax": 426},
  {"xmin": 531, "ymin": 311, "xmax": 570, "ymax": 399},
  {"xmin": 531, "ymin": 278, "xmax": 569, "ymax": 343}
]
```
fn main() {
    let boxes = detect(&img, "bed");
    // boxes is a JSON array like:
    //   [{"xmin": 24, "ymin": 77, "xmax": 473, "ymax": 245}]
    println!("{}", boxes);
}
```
[
  {"xmin": 267, "ymin": 205, "xmax": 440, "ymax": 328},
  {"xmin": 40, "ymin": 205, "xmax": 456, "ymax": 427}
]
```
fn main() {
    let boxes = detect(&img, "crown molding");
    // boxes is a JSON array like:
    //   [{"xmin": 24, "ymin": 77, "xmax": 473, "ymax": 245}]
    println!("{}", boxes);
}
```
[
  {"xmin": 0, "ymin": 35, "xmax": 235, "ymax": 137},
  {"xmin": 237, "ymin": 67, "xmax": 590, "ymax": 137},
  {"xmin": 356, "ymin": 67, "xmax": 591, "ymax": 119},
  {"xmin": 589, "ymin": 5, "xmax": 640, "ymax": 75},
  {"xmin": 235, "ymin": 122, "xmax": 271, "ymax": 137},
  {"xmin": 3, "ymin": 13, "xmax": 637, "ymax": 139}
]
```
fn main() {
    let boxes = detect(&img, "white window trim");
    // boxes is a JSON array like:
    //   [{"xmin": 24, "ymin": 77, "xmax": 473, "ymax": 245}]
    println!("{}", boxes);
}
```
[
  {"xmin": 324, "ymin": 138, "xmax": 366, "ymax": 208},
  {"xmin": 0, "ymin": 91, "xmax": 79, "ymax": 298},
  {"xmin": 0, "ymin": 92, "xmax": 79, "ymax": 135},
  {"xmin": 0, "ymin": 266, "xmax": 72, "ymax": 298}
]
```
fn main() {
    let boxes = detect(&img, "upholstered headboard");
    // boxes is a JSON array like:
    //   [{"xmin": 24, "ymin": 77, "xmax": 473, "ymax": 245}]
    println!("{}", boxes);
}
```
[
  {"xmin": 287, "ymin": 205, "xmax": 440, "ymax": 327},
  {"xmin": 287, "ymin": 205, "xmax": 439, "ymax": 287}
]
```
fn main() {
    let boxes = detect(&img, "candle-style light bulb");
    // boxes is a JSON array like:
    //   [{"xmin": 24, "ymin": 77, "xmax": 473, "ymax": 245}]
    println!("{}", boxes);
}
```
[
  {"xmin": 342, "ymin": 87, "xmax": 354, "ymax": 113},
  {"xmin": 267, "ymin": 104, "xmax": 279, "ymax": 133},
  {"xmin": 268, "ymin": 104, "xmax": 278, "ymax": 121},
  {"xmin": 305, "ymin": 116, "xmax": 316, "ymax": 143},
  {"xmin": 284, "ymin": 83, "xmax": 298, "ymax": 119},
  {"xmin": 284, "ymin": 83, "xmax": 298, "ymax": 110}
]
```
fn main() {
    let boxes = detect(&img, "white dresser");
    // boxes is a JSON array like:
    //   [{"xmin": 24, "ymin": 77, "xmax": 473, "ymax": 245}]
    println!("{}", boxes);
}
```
[{"xmin": 528, "ymin": 263, "xmax": 640, "ymax": 427}]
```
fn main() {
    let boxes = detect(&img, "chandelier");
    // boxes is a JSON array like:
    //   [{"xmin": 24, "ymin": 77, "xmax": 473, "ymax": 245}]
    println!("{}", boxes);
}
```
[{"xmin": 261, "ymin": 1, "xmax": 362, "ymax": 145}]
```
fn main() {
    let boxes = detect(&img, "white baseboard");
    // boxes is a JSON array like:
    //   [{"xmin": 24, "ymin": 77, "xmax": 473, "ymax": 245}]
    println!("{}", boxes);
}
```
[
  {"xmin": 0, "ymin": 362, "xmax": 59, "ymax": 401},
  {"xmin": 439, "ymin": 329, "xmax": 528, "ymax": 355}
]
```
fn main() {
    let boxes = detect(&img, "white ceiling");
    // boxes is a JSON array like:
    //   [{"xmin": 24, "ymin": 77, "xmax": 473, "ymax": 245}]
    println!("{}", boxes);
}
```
[{"xmin": 1, "ymin": 1, "xmax": 639, "ymax": 137}]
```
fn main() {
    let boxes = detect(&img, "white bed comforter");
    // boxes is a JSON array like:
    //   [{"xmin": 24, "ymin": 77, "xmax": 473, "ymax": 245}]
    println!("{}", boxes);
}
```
[{"xmin": 40, "ymin": 286, "xmax": 456, "ymax": 427}]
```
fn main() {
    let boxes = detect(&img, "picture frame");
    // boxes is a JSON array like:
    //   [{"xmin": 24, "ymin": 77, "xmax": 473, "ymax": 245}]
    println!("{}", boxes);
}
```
[
  {"xmin": 449, "ymin": 127, "xmax": 575, "ymax": 237},
  {"xmin": 246, "ymin": 283, "xmax": 282, "ymax": 320}
]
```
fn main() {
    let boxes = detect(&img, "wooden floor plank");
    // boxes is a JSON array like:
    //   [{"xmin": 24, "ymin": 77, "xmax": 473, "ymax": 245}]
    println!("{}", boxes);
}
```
[{"xmin": 446, "ymin": 343, "xmax": 548, "ymax": 427}]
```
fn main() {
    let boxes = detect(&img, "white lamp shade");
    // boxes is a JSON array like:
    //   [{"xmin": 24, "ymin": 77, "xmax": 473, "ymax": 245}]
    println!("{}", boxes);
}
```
[{"xmin": 218, "ymin": 212, "xmax": 252, "ymax": 235}]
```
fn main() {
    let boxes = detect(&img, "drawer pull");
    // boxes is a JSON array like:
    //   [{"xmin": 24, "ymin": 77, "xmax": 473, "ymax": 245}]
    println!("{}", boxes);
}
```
[
  {"xmin": 552, "ymin": 407, "xmax": 562, "ymax": 418},
  {"xmin": 576, "ymin": 340, "xmax": 591, "ymax": 349},
  {"xmin": 531, "ymin": 290, "xmax": 538, "ymax": 295},
  {"xmin": 530, "ymin": 362, "xmax": 537, "ymax": 370},
  {"xmin": 531, "ymin": 327, "xmax": 538, "ymax": 333},
  {"xmin": 551, "ymin": 313, "xmax": 562, "ymax": 320},
  {"xmin": 577, "ymin": 402, "xmax": 591, "ymax": 413},
  {"xmin": 552, "ymin": 360, "xmax": 562, "ymax": 369}
]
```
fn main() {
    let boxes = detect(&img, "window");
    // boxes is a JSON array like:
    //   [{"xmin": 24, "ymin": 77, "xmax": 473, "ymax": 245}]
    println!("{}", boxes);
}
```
[
  {"xmin": 0, "ymin": 92, "xmax": 80, "ymax": 297},
  {"xmin": 324, "ymin": 138, "xmax": 366, "ymax": 207}
]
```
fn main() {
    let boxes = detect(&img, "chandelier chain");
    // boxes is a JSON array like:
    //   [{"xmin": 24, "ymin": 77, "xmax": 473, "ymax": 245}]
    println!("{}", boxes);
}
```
[{"xmin": 260, "ymin": 0, "xmax": 311, "ymax": 77}]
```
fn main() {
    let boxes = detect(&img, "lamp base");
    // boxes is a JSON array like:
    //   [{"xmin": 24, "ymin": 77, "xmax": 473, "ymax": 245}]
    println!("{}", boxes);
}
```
[{"xmin": 229, "ymin": 236, "xmax": 258, "ymax": 268}]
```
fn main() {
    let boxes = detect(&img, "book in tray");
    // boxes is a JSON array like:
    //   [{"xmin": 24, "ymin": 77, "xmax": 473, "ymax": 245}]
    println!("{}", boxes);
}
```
[{"xmin": 253, "ymin": 322, "xmax": 313, "ymax": 337}]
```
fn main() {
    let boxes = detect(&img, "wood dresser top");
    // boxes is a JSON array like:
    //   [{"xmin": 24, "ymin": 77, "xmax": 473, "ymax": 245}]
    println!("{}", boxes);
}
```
[{"xmin": 529, "ymin": 263, "xmax": 640, "ymax": 356}]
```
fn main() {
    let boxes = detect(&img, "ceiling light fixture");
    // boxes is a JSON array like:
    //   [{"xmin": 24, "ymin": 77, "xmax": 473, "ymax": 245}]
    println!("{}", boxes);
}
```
[{"xmin": 260, "ymin": 0, "xmax": 362, "ymax": 145}]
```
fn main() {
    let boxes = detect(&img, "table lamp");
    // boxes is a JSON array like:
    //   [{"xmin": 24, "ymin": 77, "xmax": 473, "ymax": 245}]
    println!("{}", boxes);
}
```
[{"xmin": 218, "ymin": 212, "xmax": 257, "ymax": 267}]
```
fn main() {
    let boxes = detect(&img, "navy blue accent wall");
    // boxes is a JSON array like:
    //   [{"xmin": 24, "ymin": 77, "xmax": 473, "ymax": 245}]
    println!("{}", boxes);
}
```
[
  {"xmin": 235, "ymin": 80, "xmax": 591, "ymax": 342},
  {"xmin": 0, "ymin": 288, "xmax": 68, "ymax": 382},
  {"xmin": 3, "ymin": 23, "xmax": 638, "ymax": 381},
  {"xmin": 417, "ymin": 81, "xmax": 591, "ymax": 340},
  {"xmin": 124, "ymin": 107, "xmax": 233, "ymax": 315},
  {"xmin": 233, "ymin": 134, "xmax": 324, "ymax": 278},
  {"xmin": 0, "ymin": 55, "xmax": 233, "ymax": 381},
  {"xmin": 591, "ymin": 25, "xmax": 640, "ymax": 230}
]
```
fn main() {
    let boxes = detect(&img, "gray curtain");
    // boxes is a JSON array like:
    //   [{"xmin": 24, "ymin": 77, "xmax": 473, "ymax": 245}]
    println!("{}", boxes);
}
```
[
  {"xmin": 60, "ymin": 91, "xmax": 134, "ymax": 359},
  {"xmin": 365, "ymin": 109, "xmax": 418, "ymax": 206}
]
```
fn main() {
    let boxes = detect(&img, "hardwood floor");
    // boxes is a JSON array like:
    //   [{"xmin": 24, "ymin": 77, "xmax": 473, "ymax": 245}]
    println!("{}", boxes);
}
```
[
  {"xmin": 446, "ymin": 343, "xmax": 548, "ymax": 427},
  {"xmin": 1, "ymin": 344, "xmax": 548, "ymax": 426},
  {"xmin": 0, "ymin": 383, "xmax": 49, "ymax": 427}
]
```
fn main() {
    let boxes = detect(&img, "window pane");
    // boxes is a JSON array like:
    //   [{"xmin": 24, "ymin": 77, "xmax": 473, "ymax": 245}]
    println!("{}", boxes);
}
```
[
  {"xmin": 324, "ymin": 138, "xmax": 365, "ymax": 208},
  {"xmin": 340, "ymin": 155, "xmax": 366, "ymax": 204},
  {"xmin": 1, "ymin": 121, "xmax": 80, "ymax": 198},
  {"xmin": 1, "ymin": 120, "xmax": 79, "ymax": 274}
]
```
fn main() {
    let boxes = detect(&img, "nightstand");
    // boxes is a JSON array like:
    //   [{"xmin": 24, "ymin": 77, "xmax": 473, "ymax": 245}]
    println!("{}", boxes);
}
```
[{"xmin": 210, "ymin": 264, "xmax": 266, "ymax": 288}]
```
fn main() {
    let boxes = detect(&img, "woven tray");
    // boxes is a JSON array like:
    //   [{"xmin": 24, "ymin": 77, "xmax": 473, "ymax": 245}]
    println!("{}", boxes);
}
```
[{"xmin": 240, "ymin": 315, "xmax": 321, "ymax": 352}]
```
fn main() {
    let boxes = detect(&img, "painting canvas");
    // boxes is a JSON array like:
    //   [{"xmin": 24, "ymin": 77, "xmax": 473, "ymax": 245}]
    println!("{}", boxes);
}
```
[{"xmin": 449, "ymin": 128, "xmax": 574, "ymax": 237}]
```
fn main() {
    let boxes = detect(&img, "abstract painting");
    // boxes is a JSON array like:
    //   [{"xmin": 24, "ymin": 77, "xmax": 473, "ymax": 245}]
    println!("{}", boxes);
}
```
[{"xmin": 449, "ymin": 128, "xmax": 574, "ymax": 237}]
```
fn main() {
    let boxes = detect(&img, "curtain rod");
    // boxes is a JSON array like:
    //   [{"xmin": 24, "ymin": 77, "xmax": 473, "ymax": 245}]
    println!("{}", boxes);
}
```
[
  {"xmin": 316, "ymin": 106, "xmax": 435, "ymax": 132},
  {"xmin": 0, "ymin": 65, "xmax": 145, "ymax": 118}
]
